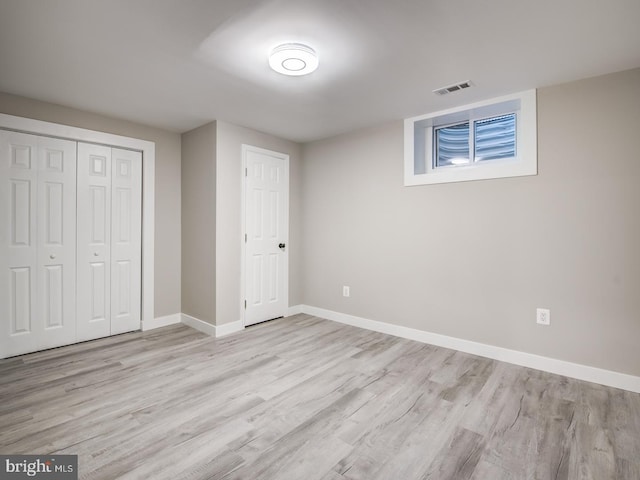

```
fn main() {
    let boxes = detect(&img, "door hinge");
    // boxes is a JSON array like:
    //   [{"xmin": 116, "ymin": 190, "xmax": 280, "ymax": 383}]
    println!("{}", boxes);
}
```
[
  {"xmin": 245, "ymin": 233, "xmax": 247, "ymax": 243},
  {"xmin": 244, "ymin": 300, "xmax": 247, "ymax": 309},
  {"xmin": 245, "ymin": 167, "xmax": 248, "ymax": 177}
]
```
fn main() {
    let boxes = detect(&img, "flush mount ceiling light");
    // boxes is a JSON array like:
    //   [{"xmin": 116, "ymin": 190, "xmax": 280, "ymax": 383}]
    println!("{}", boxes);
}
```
[{"xmin": 269, "ymin": 43, "xmax": 318, "ymax": 76}]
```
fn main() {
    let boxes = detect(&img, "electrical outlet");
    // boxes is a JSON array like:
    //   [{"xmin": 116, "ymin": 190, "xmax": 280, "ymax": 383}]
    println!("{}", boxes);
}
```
[
  {"xmin": 536, "ymin": 308, "xmax": 550, "ymax": 325},
  {"xmin": 343, "ymin": 286, "xmax": 350, "ymax": 297}
]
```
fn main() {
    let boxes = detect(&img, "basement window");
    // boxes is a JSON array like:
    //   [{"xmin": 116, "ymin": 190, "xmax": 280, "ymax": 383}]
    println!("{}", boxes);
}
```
[{"xmin": 404, "ymin": 90, "xmax": 537, "ymax": 185}]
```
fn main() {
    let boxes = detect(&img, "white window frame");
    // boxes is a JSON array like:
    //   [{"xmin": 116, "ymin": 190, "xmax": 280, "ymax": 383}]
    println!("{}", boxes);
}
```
[{"xmin": 404, "ymin": 90, "xmax": 537, "ymax": 186}]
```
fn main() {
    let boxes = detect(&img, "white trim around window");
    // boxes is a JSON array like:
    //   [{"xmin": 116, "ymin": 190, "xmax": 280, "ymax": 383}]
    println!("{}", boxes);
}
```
[{"xmin": 404, "ymin": 89, "xmax": 537, "ymax": 186}]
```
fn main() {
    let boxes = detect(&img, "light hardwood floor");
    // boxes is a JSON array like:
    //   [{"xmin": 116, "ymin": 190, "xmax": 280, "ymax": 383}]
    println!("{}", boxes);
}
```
[{"xmin": 1, "ymin": 314, "xmax": 639, "ymax": 479}]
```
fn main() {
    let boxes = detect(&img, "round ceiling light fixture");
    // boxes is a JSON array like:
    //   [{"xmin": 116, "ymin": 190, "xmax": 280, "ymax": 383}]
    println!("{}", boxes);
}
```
[{"xmin": 269, "ymin": 43, "xmax": 318, "ymax": 76}]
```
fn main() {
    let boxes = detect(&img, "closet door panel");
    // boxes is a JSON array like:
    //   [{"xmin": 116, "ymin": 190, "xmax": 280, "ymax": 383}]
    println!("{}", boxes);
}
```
[
  {"xmin": 1, "ymin": 132, "xmax": 38, "ymax": 357},
  {"xmin": 0, "ymin": 131, "xmax": 76, "ymax": 357},
  {"xmin": 37, "ymin": 137, "xmax": 77, "ymax": 349},
  {"xmin": 77, "ymin": 143, "xmax": 111, "ymax": 342},
  {"xmin": 110, "ymin": 148, "xmax": 142, "ymax": 334}
]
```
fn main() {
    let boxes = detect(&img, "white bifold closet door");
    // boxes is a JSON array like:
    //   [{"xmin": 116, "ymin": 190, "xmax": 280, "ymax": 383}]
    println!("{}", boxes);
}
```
[
  {"xmin": 0, "ymin": 133, "xmax": 142, "ymax": 358},
  {"xmin": 76, "ymin": 143, "xmax": 142, "ymax": 342},
  {"xmin": 0, "ymin": 131, "xmax": 77, "ymax": 357}
]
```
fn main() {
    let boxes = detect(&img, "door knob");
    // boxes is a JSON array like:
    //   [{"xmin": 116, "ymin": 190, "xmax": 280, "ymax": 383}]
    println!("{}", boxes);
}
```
[
  {"xmin": 49, "ymin": 254, "xmax": 56, "ymax": 260},
  {"xmin": 278, "ymin": 243, "xmax": 286, "ymax": 250},
  {"xmin": 94, "ymin": 252, "xmax": 99, "ymax": 256}
]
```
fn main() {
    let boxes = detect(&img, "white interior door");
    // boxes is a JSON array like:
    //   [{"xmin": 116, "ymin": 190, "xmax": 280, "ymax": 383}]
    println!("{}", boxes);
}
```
[
  {"xmin": 110, "ymin": 148, "xmax": 142, "ymax": 335},
  {"xmin": 244, "ymin": 145, "xmax": 289, "ymax": 327},
  {"xmin": 77, "ymin": 143, "xmax": 142, "ymax": 341},
  {"xmin": 77, "ymin": 143, "xmax": 112, "ymax": 341},
  {"xmin": 0, "ymin": 130, "xmax": 77, "ymax": 357}
]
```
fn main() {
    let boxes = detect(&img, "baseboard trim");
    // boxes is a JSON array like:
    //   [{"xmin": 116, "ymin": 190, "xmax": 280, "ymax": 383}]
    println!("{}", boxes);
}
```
[
  {"xmin": 180, "ymin": 314, "xmax": 244, "ymax": 338},
  {"xmin": 143, "ymin": 313, "xmax": 181, "ymax": 331},
  {"xmin": 215, "ymin": 320, "xmax": 244, "ymax": 337},
  {"xmin": 181, "ymin": 314, "xmax": 216, "ymax": 337},
  {"xmin": 299, "ymin": 305, "xmax": 640, "ymax": 394},
  {"xmin": 286, "ymin": 305, "xmax": 303, "ymax": 316}
]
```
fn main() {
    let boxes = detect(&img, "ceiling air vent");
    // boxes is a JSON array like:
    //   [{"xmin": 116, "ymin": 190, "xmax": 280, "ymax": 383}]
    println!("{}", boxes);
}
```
[{"xmin": 433, "ymin": 81, "xmax": 473, "ymax": 96}]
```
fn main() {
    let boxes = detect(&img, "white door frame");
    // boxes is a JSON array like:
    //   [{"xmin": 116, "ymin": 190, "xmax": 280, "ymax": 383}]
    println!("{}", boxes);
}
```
[
  {"xmin": 240, "ymin": 144, "xmax": 289, "ymax": 328},
  {"xmin": 0, "ymin": 113, "xmax": 155, "ymax": 331}
]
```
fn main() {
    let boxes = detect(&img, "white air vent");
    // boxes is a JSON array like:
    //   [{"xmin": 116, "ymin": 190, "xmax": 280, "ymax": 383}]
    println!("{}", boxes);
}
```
[{"xmin": 433, "ymin": 81, "xmax": 473, "ymax": 96}]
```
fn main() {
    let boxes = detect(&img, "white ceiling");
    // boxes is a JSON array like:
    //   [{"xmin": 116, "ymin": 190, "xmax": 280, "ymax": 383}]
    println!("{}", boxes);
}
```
[{"xmin": 1, "ymin": 0, "xmax": 639, "ymax": 142}]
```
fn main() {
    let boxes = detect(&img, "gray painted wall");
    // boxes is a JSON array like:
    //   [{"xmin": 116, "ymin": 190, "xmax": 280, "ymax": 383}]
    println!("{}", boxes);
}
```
[
  {"xmin": 0, "ymin": 92, "xmax": 182, "ymax": 318},
  {"xmin": 301, "ymin": 68, "xmax": 640, "ymax": 376},
  {"xmin": 216, "ymin": 120, "xmax": 303, "ymax": 325},
  {"xmin": 181, "ymin": 122, "xmax": 216, "ymax": 324},
  {"xmin": 3, "ymin": 68, "xmax": 637, "ymax": 378}
]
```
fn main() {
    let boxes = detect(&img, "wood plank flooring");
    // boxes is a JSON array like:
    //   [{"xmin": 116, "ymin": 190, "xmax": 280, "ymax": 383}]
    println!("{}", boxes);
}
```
[{"xmin": 1, "ymin": 314, "xmax": 639, "ymax": 479}]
